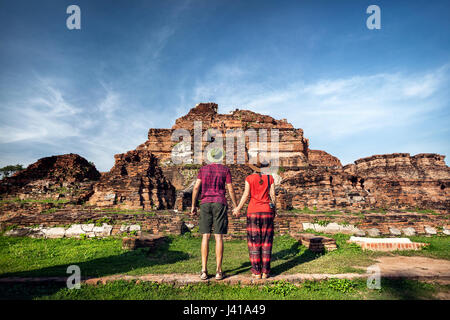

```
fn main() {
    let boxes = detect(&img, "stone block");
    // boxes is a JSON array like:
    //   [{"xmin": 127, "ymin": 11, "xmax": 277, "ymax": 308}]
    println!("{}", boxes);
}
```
[
  {"xmin": 65, "ymin": 224, "xmax": 84, "ymax": 237},
  {"xmin": 42, "ymin": 227, "xmax": 66, "ymax": 239},
  {"xmin": 81, "ymin": 224, "xmax": 95, "ymax": 232},
  {"xmin": 389, "ymin": 227, "xmax": 402, "ymax": 236},
  {"xmin": 402, "ymin": 227, "xmax": 416, "ymax": 236},
  {"xmin": 366, "ymin": 228, "xmax": 380, "ymax": 237},
  {"xmin": 104, "ymin": 193, "xmax": 116, "ymax": 201},
  {"xmin": 122, "ymin": 234, "xmax": 166, "ymax": 250},
  {"xmin": 119, "ymin": 224, "xmax": 141, "ymax": 232},
  {"xmin": 291, "ymin": 233, "xmax": 337, "ymax": 252},
  {"xmin": 4, "ymin": 228, "xmax": 31, "ymax": 237},
  {"xmin": 424, "ymin": 226, "xmax": 437, "ymax": 235},
  {"xmin": 129, "ymin": 224, "xmax": 141, "ymax": 232},
  {"xmin": 348, "ymin": 236, "xmax": 428, "ymax": 251},
  {"xmin": 301, "ymin": 222, "xmax": 360, "ymax": 235}
]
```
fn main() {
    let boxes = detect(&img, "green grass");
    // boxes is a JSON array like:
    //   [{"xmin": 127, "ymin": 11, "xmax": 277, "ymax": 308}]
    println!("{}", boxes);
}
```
[
  {"xmin": 284, "ymin": 208, "xmax": 365, "ymax": 217},
  {"xmin": 0, "ymin": 237, "xmax": 124, "ymax": 277},
  {"xmin": 41, "ymin": 208, "xmax": 59, "ymax": 214},
  {"xmin": 0, "ymin": 198, "xmax": 70, "ymax": 204},
  {"xmin": 395, "ymin": 235, "xmax": 450, "ymax": 260},
  {"xmin": 1, "ymin": 233, "xmax": 448, "ymax": 280},
  {"xmin": 364, "ymin": 208, "xmax": 440, "ymax": 215},
  {"xmin": 89, "ymin": 208, "xmax": 174, "ymax": 216},
  {"xmin": 285, "ymin": 207, "xmax": 342, "ymax": 215},
  {"xmin": 411, "ymin": 208, "xmax": 437, "ymax": 214},
  {"xmin": 0, "ymin": 233, "xmax": 448, "ymax": 300},
  {"xmin": 0, "ymin": 278, "xmax": 447, "ymax": 300},
  {"xmin": 92, "ymin": 208, "xmax": 152, "ymax": 215},
  {"xmin": 0, "ymin": 234, "xmax": 361, "ymax": 278},
  {"xmin": 365, "ymin": 208, "xmax": 388, "ymax": 214}
]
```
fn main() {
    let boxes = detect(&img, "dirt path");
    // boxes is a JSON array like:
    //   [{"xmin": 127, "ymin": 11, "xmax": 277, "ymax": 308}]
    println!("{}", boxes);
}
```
[
  {"xmin": 373, "ymin": 256, "xmax": 450, "ymax": 283},
  {"xmin": 1, "ymin": 256, "xmax": 449, "ymax": 285}
]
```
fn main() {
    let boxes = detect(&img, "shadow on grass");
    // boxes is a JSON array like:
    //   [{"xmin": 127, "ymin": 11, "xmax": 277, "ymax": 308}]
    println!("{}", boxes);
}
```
[
  {"xmin": 1, "ymin": 237, "xmax": 190, "ymax": 278},
  {"xmin": 224, "ymin": 241, "xmax": 321, "ymax": 276},
  {"xmin": 375, "ymin": 278, "xmax": 440, "ymax": 300},
  {"xmin": 270, "ymin": 242, "xmax": 321, "ymax": 276},
  {"xmin": 224, "ymin": 261, "xmax": 252, "ymax": 275},
  {"xmin": 0, "ymin": 237, "xmax": 190, "ymax": 299}
]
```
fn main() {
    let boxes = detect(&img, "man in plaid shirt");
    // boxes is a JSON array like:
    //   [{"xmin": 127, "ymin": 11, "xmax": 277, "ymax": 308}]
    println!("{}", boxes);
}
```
[{"xmin": 191, "ymin": 147, "xmax": 237, "ymax": 280}]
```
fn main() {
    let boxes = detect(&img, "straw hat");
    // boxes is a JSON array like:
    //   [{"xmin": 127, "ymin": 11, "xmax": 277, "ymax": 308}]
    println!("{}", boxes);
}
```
[
  {"xmin": 206, "ymin": 147, "xmax": 224, "ymax": 163},
  {"xmin": 248, "ymin": 155, "xmax": 270, "ymax": 173}
]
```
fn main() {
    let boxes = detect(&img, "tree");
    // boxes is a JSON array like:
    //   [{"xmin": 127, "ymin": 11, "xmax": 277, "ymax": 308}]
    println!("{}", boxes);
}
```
[{"xmin": 0, "ymin": 164, "xmax": 24, "ymax": 179}]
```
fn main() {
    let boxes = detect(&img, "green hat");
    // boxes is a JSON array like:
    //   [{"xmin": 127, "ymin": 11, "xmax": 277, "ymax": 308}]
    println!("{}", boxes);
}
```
[{"xmin": 206, "ymin": 147, "xmax": 224, "ymax": 163}]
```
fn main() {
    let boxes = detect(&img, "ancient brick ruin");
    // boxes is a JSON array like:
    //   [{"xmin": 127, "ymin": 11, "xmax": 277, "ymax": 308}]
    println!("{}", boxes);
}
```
[
  {"xmin": 89, "ymin": 102, "xmax": 449, "ymax": 213},
  {"xmin": 0, "ymin": 102, "xmax": 449, "ymax": 238},
  {"xmin": 87, "ymin": 149, "xmax": 175, "ymax": 210},
  {"xmin": 0, "ymin": 153, "xmax": 100, "ymax": 203},
  {"xmin": 280, "ymin": 153, "xmax": 449, "ymax": 212}
]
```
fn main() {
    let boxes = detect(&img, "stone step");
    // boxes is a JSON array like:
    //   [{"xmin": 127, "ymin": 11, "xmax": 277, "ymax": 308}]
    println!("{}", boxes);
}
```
[
  {"xmin": 348, "ymin": 237, "xmax": 429, "ymax": 251},
  {"xmin": 122, "ymin": 233, "xmax": 167, "ymax": 250},
  {"xmin": 1, "ymin": 272, "xmax": 449, "ymax": 286}
]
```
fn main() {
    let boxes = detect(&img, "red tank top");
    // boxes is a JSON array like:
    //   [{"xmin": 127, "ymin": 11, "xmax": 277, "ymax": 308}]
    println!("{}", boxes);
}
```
[{"xmin": 246, "ymin": 173, "xmax": 274, "ymax": 213}]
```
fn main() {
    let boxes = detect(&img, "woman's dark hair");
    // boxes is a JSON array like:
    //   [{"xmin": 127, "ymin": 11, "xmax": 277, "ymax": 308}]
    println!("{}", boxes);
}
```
[{"xmin": 253, "ymin": 159, "xmax": 270, "ymax": 168}]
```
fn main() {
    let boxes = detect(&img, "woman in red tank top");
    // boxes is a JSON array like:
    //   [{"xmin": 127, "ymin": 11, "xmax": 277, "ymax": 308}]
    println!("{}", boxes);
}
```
[{"xmin": 233, "ymin": 162, "xmax": 276, "ymax": 279}]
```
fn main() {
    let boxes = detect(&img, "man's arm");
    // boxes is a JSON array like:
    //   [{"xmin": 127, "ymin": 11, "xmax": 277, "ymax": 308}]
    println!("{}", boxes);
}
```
[
  {"xmin": 191, "ymin": 179, "xmax": 202, "ymax": 215},
  {"xmin": 226, "ymin": 183, "xmax": 237, "ymax": 208}
]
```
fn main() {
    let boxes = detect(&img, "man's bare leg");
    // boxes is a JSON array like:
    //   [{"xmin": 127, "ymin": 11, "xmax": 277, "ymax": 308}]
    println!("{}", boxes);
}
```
[
  {"xmin": 201, "ymin": 233, "xmax": 211, "ymax": 272},
  {"xmin": 214, "ymin": 234, "xmax": 224, "ymax": 273}
]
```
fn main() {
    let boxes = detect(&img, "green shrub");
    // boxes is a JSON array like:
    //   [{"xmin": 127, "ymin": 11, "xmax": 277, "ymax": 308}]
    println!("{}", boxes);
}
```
[
  {"xmin": 263, "ymin": 280, "xmax": 297, "ymax": 296},
  {"xmin": 327, "ymin": 278, "xmax": 356, "ymax": 293},
  {"xmin": 313, "ymin": 219, "xmax": 330, "ymax": 227},
  {"xmin": 302, "ymin": 280, "xmax": 322, "ymax": 292}
]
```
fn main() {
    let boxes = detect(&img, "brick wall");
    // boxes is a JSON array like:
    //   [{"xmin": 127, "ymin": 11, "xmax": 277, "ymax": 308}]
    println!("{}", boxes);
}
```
[
  {"xmin": 1, "ymin": 209, "xmax": 448, "ymax": 238},
  {"xmin": 357, "ymin": 242, "xmax": 428, "ymax": 251}
]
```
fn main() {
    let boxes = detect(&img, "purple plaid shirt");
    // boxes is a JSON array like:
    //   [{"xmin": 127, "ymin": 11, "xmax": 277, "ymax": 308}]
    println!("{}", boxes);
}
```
[{"xmin": 197, "ymin": 163, "xmax": 232, "ymax": 206}]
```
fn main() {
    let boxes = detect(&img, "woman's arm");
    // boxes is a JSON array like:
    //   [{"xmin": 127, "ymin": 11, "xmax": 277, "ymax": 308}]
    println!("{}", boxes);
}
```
[
  {"xmin": 269, "ymin": 182, "xmax": 277, "ymax": 217},
  {"xmin": 233, "ymin": 181, "xmax": 250, "ymax": 217}
]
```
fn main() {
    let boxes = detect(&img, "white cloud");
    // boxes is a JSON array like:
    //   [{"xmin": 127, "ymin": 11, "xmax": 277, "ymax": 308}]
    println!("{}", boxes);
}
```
[
  {"xmin": 0, "ymin": 78, "xmax": 81, "ymax": 144},
  {"xmin": 190, "ymin": 63, "xmax": 449, "ymax": 140},
  {"xmin": 0, "ymin": 1, "xmax": 195, "ymax": 171},
  {"xmin": 1, "ymin": 58, "xmax": 448, "ymax": 171},
  {"xmin": 0, "ymin": 76, "xmax": 157, "ymax": 171}
]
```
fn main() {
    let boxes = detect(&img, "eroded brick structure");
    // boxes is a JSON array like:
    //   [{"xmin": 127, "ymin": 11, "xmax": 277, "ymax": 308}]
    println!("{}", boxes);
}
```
[
  {"xmin": 0, "ymin": 153, "xmax": 100, "ymax": 203},
  {"xmin": 1, "ymin": 102, "xmax": 449, "ymax": 218},
  {"xmin": 87, "ymin": 149, "xmax": 176, "ymax": 210},
  {"xmin": 278, "ymin": 153, "xmax": 449, "ymax": 212}
]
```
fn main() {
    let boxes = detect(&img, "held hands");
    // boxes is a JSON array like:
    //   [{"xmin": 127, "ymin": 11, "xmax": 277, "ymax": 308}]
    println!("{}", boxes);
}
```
[
  {"xmin": 190, "ymin": 206, "xmax": 197, "ymax": 216},
  {"xmin": 232, "ymin": 207, "xmax": 240, "ymax": 217}
]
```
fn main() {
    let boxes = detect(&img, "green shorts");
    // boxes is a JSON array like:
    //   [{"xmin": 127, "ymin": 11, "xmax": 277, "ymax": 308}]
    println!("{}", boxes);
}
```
[{"xmin": 199, "ymin": 202, "xmax": 228, "ymax": 234}]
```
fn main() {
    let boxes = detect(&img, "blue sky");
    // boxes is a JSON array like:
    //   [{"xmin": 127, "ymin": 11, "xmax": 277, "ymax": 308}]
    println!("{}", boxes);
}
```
[{"xmin": 0, "ymin": 0, "xmax": 449, "ymax": 171}]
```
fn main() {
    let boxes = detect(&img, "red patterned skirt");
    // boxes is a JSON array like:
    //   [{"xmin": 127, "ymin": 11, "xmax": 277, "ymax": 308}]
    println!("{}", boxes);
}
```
[{"xmin": 246, "ymin": 212, "xmax": 274, "ymax": 275}]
